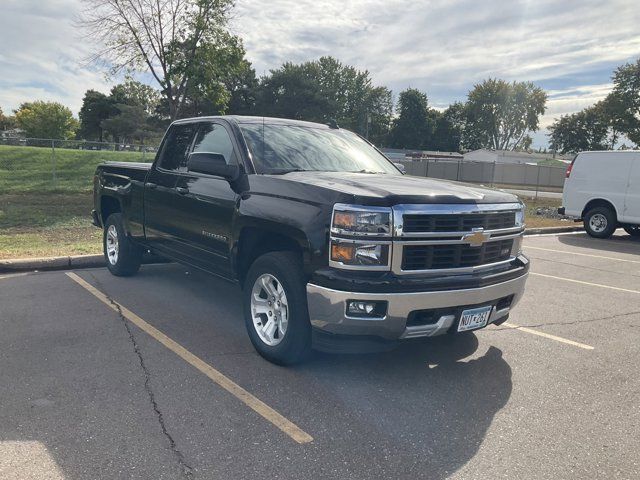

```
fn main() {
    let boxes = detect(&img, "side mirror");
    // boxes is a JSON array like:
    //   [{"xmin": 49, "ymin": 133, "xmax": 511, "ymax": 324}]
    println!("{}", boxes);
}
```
[
  {"xmin": 187, "ymin": 152, "xmax": 239, "ymax": 180},
  {"xmin": 393, "ymin": 162, "xmax": 406, "ymax": 174}
]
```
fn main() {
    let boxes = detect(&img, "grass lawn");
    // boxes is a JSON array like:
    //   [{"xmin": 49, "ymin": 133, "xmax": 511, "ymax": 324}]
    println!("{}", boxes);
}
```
[
  {"xmin": 0, "ymin": 193, "xmax": 100, "ymax": 259},
  {"xmin": 0, "ymin": 144, "xmax": 571, "ymax": 259},
  {"xmin": 0, "ymin": 144, "xmax": 150, "ymax": 193},
  {"xmin": 520, "ymin": 197, "xmax": 573, "ymax": 228},
  {"xmin": 0, "ymin": 194, "xmax": 569, "ymax": 260},
  {"xmin": 0, "ymin": 145, "xmax": 150, "ymax": 258}
]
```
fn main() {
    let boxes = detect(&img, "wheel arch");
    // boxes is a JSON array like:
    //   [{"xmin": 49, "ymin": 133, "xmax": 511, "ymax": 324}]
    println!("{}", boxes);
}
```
[
  {"xmin": 234, "ymin": 223, "xmax": 310, "ymax": 286},
  {"xmin": 582, "ymin": 198, "xmax": 618, "ymax": 220},
  {"xmin": 100, "ymin": 194, "xmax": 122, "ymax": 225}
]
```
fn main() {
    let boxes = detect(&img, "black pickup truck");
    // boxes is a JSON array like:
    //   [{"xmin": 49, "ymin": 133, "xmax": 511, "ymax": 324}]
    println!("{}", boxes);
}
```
[{"xmin": 93, "ymin": 116, "xmax": 529, "ymax": 364}]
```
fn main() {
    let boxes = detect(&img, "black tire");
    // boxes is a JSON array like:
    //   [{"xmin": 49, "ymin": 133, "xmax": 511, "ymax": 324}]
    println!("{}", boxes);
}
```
[
  {"xmin": 243, "ymin": 251, "xmax": 311, "ymax": 365},
  {"xmin": 583, "ymin": 206, "xmax": 617, "ymax": 238},
  {"xmin": 103, "ymin": 213, "xmax": 142, "ymax": 276},
  {"xmin": 623, "ymin": 225, "xmax": 640, "ymax": 237}
]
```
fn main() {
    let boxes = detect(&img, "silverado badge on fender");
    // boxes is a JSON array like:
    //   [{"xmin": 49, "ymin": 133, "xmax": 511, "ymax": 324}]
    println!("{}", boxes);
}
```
[{"xmin": 202, "ymin": 230, "xmax": 228, "ymax": 242}]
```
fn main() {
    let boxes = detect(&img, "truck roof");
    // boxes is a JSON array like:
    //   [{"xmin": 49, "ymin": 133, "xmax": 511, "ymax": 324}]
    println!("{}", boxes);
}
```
[{"xmin": 172, "ymin": 115, "xmax": 332, "ymax": 130}]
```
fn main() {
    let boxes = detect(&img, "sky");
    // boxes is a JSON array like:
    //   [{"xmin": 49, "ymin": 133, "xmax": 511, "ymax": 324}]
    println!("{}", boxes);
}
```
[{"xmin": 1, "ymin": 0, "xmax": 639, "ymax": 148}]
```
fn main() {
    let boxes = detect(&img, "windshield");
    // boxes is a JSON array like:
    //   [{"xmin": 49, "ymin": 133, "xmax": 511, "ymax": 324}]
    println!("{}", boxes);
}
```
[{"xmin": 239, "ymin": 123, "xmax": 400, "ymax": 175}]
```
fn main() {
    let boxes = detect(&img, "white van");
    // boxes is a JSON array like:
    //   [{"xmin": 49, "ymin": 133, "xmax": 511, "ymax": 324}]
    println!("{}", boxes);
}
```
[{"xmin": 561, "ymin": 151, "xmax": 640, "ymax": 238}]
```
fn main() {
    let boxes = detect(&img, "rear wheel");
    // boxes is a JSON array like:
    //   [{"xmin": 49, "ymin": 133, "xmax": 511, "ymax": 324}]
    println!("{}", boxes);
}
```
[
  {"xmin": 583, "ymin": 206, "xmax": 617, "ymax": 238},
  {"xmin": 243, "ymin": 251, "xmax": 311, "ymax": 365},
  {"xmin": 103, "ymin": 213, "xmax": 142, "ymax": 276},
  {"xmin": 624, "ymin": 225, "xmax": 640, "ymax": 237}
]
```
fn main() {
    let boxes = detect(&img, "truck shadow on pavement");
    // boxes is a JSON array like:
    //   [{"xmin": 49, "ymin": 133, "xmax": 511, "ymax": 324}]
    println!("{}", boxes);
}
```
[
  {"xmin": 139, "ymin": 264, "xmax": 513, "ymax": 479},
  {"xmin": 295, "ymin": 335, "xmax": 512, "ymax": 479},
  {"xmin": 559, "ymin": 232, "xmax": 640, "ymax": 255},
  {"xmin": 136, "ymin": 264, "xmax": 512, "ymax": 478},
  {"xmin": 19, "ymin": 264, "xmax": 510, "ymax": 479}
]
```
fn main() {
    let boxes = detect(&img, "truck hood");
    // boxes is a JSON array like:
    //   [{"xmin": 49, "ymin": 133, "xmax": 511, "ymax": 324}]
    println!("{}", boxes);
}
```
[{"xmin": 268, "ymin": 171, "xmax": 519, "ymax": 205}]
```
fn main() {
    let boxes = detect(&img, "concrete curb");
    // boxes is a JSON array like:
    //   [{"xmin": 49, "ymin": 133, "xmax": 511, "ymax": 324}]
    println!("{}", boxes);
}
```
[
  {"xmin": 0, "ymin": 254, "xmax": 168, "ymax": 273},
  {"xmin": 0, "ymin": 254, "xmax": 105, "ymax": 273},
  {"xmin": 1, "ymin": 225, "xmax": 585, "ymax": 273},
  {"xmin": 523, "ymin": 225, "xmax": 584, "ymax": 236}
]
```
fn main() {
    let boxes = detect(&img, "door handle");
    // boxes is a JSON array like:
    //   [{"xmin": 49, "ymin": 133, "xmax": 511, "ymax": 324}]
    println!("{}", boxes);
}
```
[
  {"xmin": 176, "ymin": 186, "xmax": 189, "ymax": 195},
  {"xmin": 146, "ymin": 182, "xmax": 157, "ymax": 189}
]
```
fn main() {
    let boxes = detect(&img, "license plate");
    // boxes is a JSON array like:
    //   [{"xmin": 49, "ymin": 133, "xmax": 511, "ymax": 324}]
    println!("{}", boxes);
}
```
[{"xmin": 457, "ymin": 305, "xmax": 493, "ymax": 332}]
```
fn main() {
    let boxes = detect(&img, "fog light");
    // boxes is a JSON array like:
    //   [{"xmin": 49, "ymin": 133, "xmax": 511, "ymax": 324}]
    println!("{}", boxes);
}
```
[{"xmin": 346, "ymin": 300, "xmax": 387, "ymax": 318}]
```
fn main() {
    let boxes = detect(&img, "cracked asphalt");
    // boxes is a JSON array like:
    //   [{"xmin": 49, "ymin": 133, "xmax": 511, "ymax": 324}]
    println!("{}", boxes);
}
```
[{"xmin": 1, "ymin": 231, "xmax": 639, "ymax": 479}]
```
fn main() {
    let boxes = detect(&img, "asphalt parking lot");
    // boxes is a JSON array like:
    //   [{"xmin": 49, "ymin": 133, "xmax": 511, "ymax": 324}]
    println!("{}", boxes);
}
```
[{"xmin": 1, "ymin": 231, "xmax": 639, "ymax": 479}]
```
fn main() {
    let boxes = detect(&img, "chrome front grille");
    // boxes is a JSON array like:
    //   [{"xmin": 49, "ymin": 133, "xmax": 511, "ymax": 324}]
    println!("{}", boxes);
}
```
[
  {"xmin": 401, "ymin": 239, "xmax": 514, "ymax": 270},
  {"xmin": 402, "ymin": 211, "xmax": 515, "ymax": 233},
  {"xmin": 391, "ymin": 203, "xmax": 524, "ymax": 275}
]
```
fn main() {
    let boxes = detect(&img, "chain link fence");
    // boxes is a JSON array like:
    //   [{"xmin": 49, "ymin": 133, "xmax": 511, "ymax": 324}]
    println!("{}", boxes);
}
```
[
  {"xmin": 0, "ymin": 137, "xmax": 566, "ymax": 196},
  {"xmin": 0, "ymin": 138, "xmax": 157, "ymax": 193}
]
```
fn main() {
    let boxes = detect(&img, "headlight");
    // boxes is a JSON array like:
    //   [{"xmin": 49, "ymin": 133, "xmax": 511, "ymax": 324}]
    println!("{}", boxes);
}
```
[
  {"xmin": 330, "ymin": 204, "xmax": 392, "ymax": 270},
  {"xmin": 331, "ymin": 205, "xmax": 392, "ymax": 237},
  {"xmin": 515, "ymin": 204, "xmax": 525, "ymax": 227},
  {"xmin": 330, "ymin": 241, "xmax": 390, "ymax": 267}
]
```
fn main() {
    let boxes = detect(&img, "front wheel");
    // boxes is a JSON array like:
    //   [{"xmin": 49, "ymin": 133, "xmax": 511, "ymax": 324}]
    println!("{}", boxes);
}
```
[
  {"xmin": 583, "ymin": 207, "xmax": 617, "ymax": 238},
  {"xmin": 624, "ymin": 225, "xmax": 640, "ymax": 237},
  {"xmin": 103, "ymin": 213, "xmax": 142, "ymax": 276},
  {"xmin": 243, "ymin": 251, "xmax": 311, "ymax": 365}
]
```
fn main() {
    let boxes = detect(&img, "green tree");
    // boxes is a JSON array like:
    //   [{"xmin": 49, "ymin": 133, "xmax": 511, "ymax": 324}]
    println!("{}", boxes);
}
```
[
  {"xmin": 14, "ymin": 101, "xmax": 78, "ymax": 139},
  {"xmin": 81, "ymin": 0, "xmax": 240, "ymax": 120},
  {"xmin": 109, "ymin": 78, "xmax": 161, "ymax": 116},
  {"xmin": 464, "ymin": 79, "xmax": 547, "ymax": 150},
  {"xmin": 178, "ymin": 33, "xmax": 256, "ymax": 117},
  {"xmin": 548, "ymin": 103, "xmax": 610, "ymax": 153},
  {"xmin": 363, "ymin": 86, "xmax": 393, "ymax": 146},
  {"xmin": 255, "ymin": 57, "xmax": 392, "ymax": 140},
  {"xmin": 0, "ymin": 107, "xmax": 16, "ymax": 130},
  {"xmin": 256, "ymin": 62, "xmax": 333, "ymax": 121},
  {"xmin": 388, "ymin": 88, "xmax": 434, "ymax": 149},
  {"xmin": 604, "ymin": 58, "xmax": 640, "ymax": 146},
  {"xmin": 78, "ymin": 90, "xmax": 113, "ymax": 141},
  {"xmin": 101, "ymin": 104, "xmax": 153, "ymax": 145},
  {"xmin": 429, "ymin": 105, "xmax": 463, "ymax": 152}
]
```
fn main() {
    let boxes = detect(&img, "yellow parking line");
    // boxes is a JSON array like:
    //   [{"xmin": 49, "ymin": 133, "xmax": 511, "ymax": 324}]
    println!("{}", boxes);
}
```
[
  {"xmin": 65, "ymin": 272, "xmax": 313, "ymax": 445},
  {"xmin": 501, "ymin": 322, "xmax": 594, "ymax": 350},
  {"xmin": 530, "ymin": 272, "xmax": 640, "ymax": 295},
  {"xmin": 0, "ymin": 272, "xmax": 29, "ymax": 280},
  {"xmin": 526, "ymin": 246, "xmax": 640, "ymax": 264}
]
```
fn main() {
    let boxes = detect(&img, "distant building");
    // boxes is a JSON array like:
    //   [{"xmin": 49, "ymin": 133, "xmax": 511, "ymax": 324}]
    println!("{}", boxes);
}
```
[
  {"xmin": 0, "ymin": 128, "xmax": 25, "ymax": 140},
  {"xmin": 463, "ymin": 149, "xmax": 572, "ymax": 165},
  {"xmin": 380, "ymin": 148, "xmax": 463, "ymax": 162}
]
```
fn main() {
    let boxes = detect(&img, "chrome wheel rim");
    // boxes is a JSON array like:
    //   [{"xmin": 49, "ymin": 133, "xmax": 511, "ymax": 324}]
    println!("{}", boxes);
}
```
[
  {"xmin": 589, "ymin": 213, "xmax": 607, "ymax": 233},
  {"xmin": 106, "ymin": 225, "xmax": 119, "ymax": 265},
  {"xmin": 250, "ymin": 273, "xmax": 288, "ymax": 346}
]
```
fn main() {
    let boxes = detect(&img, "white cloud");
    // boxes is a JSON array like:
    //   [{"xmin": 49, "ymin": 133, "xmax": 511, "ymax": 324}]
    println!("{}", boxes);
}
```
[
  {"xmin": 2, "ymin": 0, "xmax": 639, "ymax": 147},
  {"xmin": 0, "ymin": 0, "xmax": 110, "ymax": 115}
]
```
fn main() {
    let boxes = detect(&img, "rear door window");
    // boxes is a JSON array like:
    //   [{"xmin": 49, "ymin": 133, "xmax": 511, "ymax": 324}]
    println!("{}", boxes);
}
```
[{"xmin": 157, "ymin": 124, "xmax": 197, "ymax": 171}]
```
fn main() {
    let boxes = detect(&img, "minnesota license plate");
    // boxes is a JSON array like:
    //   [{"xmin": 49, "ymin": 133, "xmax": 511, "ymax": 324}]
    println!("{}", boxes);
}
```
[{"xmin": 457, "ymin": 305, "xmax": 493, "ymax": 332}]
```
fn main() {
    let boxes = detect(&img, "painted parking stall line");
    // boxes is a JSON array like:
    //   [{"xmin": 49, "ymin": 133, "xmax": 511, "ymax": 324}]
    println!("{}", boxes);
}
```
[
  {"xmin": 65, "ymin": 272, "xmax": 314, "ymax": 445},
  {"xmin": 526, "ymin": 246, "xmax": 640, "ymax": 264},
  {"xmin": 501, "ymin": 322, "xmax": 594, "ymax": 350},
  {"xmin": 530, "ymin": 272, "xmax": 640, "ymax": 295},
  {"xmin": 0, "ymin": 272, "xmax": 29, "ymax": 281}
]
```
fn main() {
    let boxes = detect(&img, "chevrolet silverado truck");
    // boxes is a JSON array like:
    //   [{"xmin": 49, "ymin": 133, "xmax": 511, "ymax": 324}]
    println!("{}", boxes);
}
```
[{"xmin": 92, "ymin": 116, "xmax": 529, "ymax": 364}]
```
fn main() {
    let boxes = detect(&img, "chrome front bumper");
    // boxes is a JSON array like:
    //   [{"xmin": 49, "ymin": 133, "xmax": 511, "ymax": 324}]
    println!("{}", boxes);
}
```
[{"xmin": 306, "ymin": 273, "xmax": 528, "ymax": 340}]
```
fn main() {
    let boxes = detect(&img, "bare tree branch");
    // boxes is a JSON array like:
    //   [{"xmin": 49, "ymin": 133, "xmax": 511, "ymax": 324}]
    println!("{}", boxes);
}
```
[{"xmin": 78, "ymin": 0, "xmax": 234, "ymax": 120}]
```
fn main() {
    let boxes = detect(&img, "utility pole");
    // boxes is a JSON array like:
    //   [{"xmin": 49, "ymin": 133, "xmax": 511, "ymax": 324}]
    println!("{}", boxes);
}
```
[{"xmin": 365, "ymin": 111, "xmax": 371, "ymax": 140}]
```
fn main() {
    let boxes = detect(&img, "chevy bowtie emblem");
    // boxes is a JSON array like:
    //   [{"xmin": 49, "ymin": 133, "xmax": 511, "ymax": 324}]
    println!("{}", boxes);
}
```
[{"xmin": 462, "ymin": 228, "xmax": 491, "ymax": 247}]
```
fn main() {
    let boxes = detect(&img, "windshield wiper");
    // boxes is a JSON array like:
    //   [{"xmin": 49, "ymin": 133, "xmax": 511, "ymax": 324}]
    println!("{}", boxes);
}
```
[
  {"xmin": 267, "ymin": 168, "xmax": 310, "ymax": 175},
  {"xmin": 353, "ymin": 169, "xmax": 384, "ymax": 174}
]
